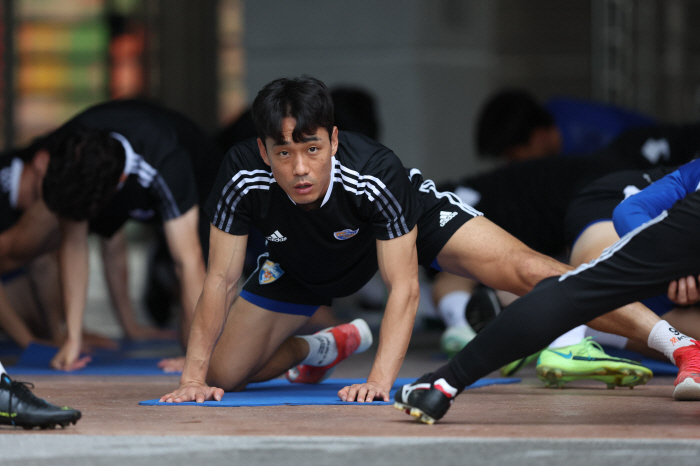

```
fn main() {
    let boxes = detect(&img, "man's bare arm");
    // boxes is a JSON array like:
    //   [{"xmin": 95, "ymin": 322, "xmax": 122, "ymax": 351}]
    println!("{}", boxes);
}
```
[
  {"xmin": 0, "ymin": 282, "xmax": 37, "ymax": 348},
  {"xmin": 160, "ymin": 225, "xmax": 248, "ymax": 403},
  {"xmin": 163, "ymin": 206, "xmax": 207, "ymax": 345},
  {"xmin": 51, "ymin": 219, "xmax": 92, "ymax": 371},
  {"xmin": 99, "ymin": 228, "xmax": 175, "ymax": 340},
  {"xmin": 339, "ymin": 226, "xmax": 420, "ymax": 402},
  {"xmin": 0, "ymin": 201, "xmax": 59, "ymax": 274}
]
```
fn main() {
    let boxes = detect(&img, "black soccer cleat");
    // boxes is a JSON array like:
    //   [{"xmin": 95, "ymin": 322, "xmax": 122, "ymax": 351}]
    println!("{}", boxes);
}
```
[
  {"xmin": 394, "ymin": 374, "xmax": 457, "ymax": 425},
  {"xmin": 0, "ymin": 373, "xmax": 81, "ymax": 430},
  {"xmin": 465, "ymin": 285, "xmax": 501, "ymax": 333}
]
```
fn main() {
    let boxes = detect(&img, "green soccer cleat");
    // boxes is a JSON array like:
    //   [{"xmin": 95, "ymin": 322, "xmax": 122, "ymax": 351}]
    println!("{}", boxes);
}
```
[
  {"xmin": 536, "ymin": 337, "xmax": 653, "ymax": 389},
  {"xmin": 500, "ymin": 350, "xmax": 544, "ymax": 376},
  {"xmin": 440, "ymin": 326, "xmax": 476, "ymax": 359}
]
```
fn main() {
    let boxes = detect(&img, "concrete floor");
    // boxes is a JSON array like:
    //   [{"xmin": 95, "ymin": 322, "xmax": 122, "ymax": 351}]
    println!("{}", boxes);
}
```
[
  {"xmin": 3, "ymin": 239, "xmax": 700, "ymax": 464},
  {"xmin": 2, "ymin": 359, "xmax": 700, "ymax": 465}
]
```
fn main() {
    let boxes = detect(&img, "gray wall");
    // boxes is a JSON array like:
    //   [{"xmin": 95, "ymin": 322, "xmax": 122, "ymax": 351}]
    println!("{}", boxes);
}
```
[
  {"xmin": 155, "ymin": 0, "xmax": 219, "ymax": 133},
  {"xmin": 243, "ymin": 1, "xmax": 591, "ymax": 182}
]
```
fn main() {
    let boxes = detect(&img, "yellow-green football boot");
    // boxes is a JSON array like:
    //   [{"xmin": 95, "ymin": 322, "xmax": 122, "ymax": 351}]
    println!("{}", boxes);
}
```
[
  {"xmin": 440, "ymin": 326, "xmax": 476, "ymax": 359},
  {"xmin": 536, "ymin": 337, "xmax": 653, "ymax": 389}
]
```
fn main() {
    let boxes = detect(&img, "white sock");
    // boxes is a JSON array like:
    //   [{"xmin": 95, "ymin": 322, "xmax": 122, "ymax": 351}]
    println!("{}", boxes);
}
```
[
  {"xmin": 437, "ymin": 291, "xmax": 471, "ymax": 328},
  {"xmin": 297, "ymin": 333, "xmax": 338, "ymax": 367},
  {"xmin": 584, "ymin": 327, "xmax": 628, "ymax": 349},
  {"xmin": 647, "ymin": 320, "xmax": 696, "ymax": 363},
  {"xmin": 549, "ymin": 325, "xmax": 587, "ymax": 348},
  {"xmin": 0, "ymin": 361, "xmax": 5, "ymax": 376}
]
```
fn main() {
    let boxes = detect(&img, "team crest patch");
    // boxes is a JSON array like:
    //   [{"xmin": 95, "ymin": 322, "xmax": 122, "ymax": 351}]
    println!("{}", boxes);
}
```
[
  {"xmin": 334, "ymin": 228, "xmax": 359, "ymax": 240},
  {"xmin": 128, "ymin": 208, "xmax": 155, "ymax": 221},
  {"xmin": 259, "ymin": 260, "xmax": 284, "ymax": 285}
]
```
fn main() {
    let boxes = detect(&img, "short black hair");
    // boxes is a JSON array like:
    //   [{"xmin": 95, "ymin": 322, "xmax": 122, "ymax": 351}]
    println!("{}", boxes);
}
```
[
  {"xmin": 331, "ymin": 87, "xmax": 380, "ymax": 141},
  {"xmin": 43, "ymin": 127, "xmax": 125, "ymax": 221},
  {"xmin": 475, "ymin": 89, "xmax": 555, "ymax": 158},
  {"xmin": 251, "ymin": 75, "xmax": 334, "ymax": 145}
]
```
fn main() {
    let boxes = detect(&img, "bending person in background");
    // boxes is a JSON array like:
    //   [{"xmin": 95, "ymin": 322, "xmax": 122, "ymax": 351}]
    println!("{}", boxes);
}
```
[
  {"xmin": 434, "ymin": 123, "xmax": 700, "ymax": 358},
  {"xmin": 41, "ymin": 99, "xmax": 223, "ymax": 371},
  {"xmin": 503, "ymin": 165, "xmax": 700, "ymax": 384},
  {"xmin": 0, "ymin": 141, "xmax": 62, "ymax": 348},
  {"xmin": 475, "ymin": 88, "xmax": 656, "ymax": 162},
  {"xmin": 0, "ymin": 137, "xmax": 175, "ymax": 355}
]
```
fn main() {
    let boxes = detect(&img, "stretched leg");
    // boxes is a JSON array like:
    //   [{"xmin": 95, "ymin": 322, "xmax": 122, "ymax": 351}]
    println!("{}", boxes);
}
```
[
  {"xmin": 431, "ymin": 273, "xmax": 477, "ymax": 310},
  {"xmin": 450, "ymin": 202, "xmax": 700, "ymax": 387},
  {"xmin": 433, "ymin": 217, "xmax": 567, "ymax": 360},
  {"xmin": 3, "ymin": 273, "xmax": 47, "ymax": 340},
  {"xmin": 436, "ymin": 216, "xmax": 570, "ymax": 296},
  {"xmin": 0, "ymin": 282, "xmax": 36, "ymax": 347},
  {"xmin": 397, "ymin": 192, "xmax": 700, "ymax": 422},
  {"xmin": 431, "ymin": 272, "xmax": 478, "ymax": 357},
  {"xmin": 570, "ymin": 221, "xmax": 662, "ymax": 344}
]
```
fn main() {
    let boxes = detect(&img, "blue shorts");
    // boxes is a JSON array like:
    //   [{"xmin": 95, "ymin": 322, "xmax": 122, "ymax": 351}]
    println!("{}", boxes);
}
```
[
  {"xmin": 240, "ymin": 253, "xmax": 332, "ymax": 317},
  {"xmin": 641, "ymin": 294, "xmax": 675, "ymax": 316},
  {"xmin": 1, "ymin": 267, "xmax": 26, "ymax": 284}
]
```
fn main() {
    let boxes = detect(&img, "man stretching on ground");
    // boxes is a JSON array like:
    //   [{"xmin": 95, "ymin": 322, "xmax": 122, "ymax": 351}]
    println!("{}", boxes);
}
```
[{"xmin": 159, "ymin": 76, "xmax": 684, "ymax": 404}]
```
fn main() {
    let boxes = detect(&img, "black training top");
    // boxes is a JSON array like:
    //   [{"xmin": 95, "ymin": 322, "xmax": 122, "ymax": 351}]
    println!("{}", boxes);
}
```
[
  {"xmin": 0, "ymin": 152, "xmax": 22, "ymax": 233},
  {"xmin": 205, "ymin": 131, "xmax": 422, "ymax": 297},
  {"xmin": 49, "ymin": 99, "xmax": 221, "ymax": 238},
  {"xmin": 440, "ymin": 123, "xmax": 700, "ymax": 257},
  {"xmin": 439, "ymin": 153, "xmax": 637, "ymax": 257}
]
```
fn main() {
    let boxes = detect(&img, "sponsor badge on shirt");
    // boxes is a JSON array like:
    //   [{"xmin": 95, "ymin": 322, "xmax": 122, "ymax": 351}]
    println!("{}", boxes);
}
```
[
  {"xmin": 259, "ymin": 260, "xmax": 284, "ymax": 285},
  {"xmin": 333, "ymin": 228, "xmax": 359, "ymax": 240},
  {"xmin": 128, "ymin": 209, "xmax": 155, "ymax": 220}
]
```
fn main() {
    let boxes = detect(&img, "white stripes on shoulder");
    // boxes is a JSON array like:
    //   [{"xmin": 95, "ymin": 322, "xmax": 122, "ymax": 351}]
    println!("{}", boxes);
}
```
[
  {"xmin": 410, "ymin": 169, "xmax": 483, "ymax": 217},
  {"xmin": 332, "ymin": 158, "xmax": 410, "ymax": 239},
  {"xmin": 111, "ymin": 132, "xmax": 181, "ymax": 220},
  {"xmin": 212, "ymin": 169, "xmax": 275, "ymax": 232}
]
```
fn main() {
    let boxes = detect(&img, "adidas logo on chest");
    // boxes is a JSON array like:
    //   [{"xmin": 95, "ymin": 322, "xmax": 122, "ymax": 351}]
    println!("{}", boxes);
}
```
[
  {"xmin": 266, "ymin": 230, "xmax": 287, "ymax": 242},
  {"xmin": 439, "ymin": 211, "xmax": 457, "ymax": 227}
]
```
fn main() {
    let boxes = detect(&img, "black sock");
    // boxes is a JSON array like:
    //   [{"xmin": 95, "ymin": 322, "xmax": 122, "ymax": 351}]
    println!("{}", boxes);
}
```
[{"xmin": 426, "ymin": 363, "xmax": 463, "ymax": 395}]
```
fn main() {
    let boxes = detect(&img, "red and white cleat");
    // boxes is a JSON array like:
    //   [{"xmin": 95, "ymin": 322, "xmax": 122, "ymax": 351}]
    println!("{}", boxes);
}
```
[
  {"xmin": 672, "ymin": 339, "xmax": 700, "ymax": 401},
  {"xmin": 286, "ymin": 318, "xmax": 373, "ymax": 384}
]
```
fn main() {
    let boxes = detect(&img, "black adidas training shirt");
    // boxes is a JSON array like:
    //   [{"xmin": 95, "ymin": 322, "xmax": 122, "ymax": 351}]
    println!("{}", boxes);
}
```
[{"xmin": 205, "ymin": 131, "xmax": 422, "ymax": 297}]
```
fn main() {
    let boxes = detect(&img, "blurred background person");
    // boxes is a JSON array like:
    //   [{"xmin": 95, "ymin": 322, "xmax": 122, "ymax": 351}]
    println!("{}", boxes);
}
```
[
  {"xmin": 40, "ymin": 99, "xmax": 223, "ymax": 371},
  {"xmin": 475, "ymin": 88, "xmax": 657, "ymax": 163}
]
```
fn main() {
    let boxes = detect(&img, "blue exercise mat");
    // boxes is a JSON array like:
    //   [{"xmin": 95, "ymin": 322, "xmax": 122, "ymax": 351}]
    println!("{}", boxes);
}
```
[
  {"xmin": 9, "ymin": 341, "xmax": 182, "ymax": 376},
  {"xmin": 139, "ymin": 377, "xmax": 520, "ymax": 407},
  {"xmin": 0, "ymin": 340, "xmax": 23, "ymax": 359},
  {"xmin": 602, "ymin": 346, "xmax": 678, "ymax": 376}
]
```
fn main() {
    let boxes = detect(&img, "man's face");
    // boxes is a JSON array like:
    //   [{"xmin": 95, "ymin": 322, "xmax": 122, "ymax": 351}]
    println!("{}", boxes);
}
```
[{"xmin": 258, "ymin": 117, "xmax": 338, "ymax": 211}]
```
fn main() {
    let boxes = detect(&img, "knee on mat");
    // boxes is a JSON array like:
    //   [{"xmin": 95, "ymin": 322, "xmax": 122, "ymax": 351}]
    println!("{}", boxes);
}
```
[{"xmin": 206, "ymin": 367, "xmax": 249, "ymax": 392}]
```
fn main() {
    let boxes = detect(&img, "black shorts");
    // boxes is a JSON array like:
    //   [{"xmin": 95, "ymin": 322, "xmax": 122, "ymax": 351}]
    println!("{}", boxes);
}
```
[
  {"xmin": 563, "ymin": 169, "xmax": 675, "ymax": 315},
  {"xmin": 412, "ymin": 174, "xmax": 483, "ymax": 270},
  {"xmin": 239, "ymin": 173, "xmax": 482, "ymax": 315},
  {"xmin": 563, "ymin": 170, "xmax": 653, "ymax": 249}
]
